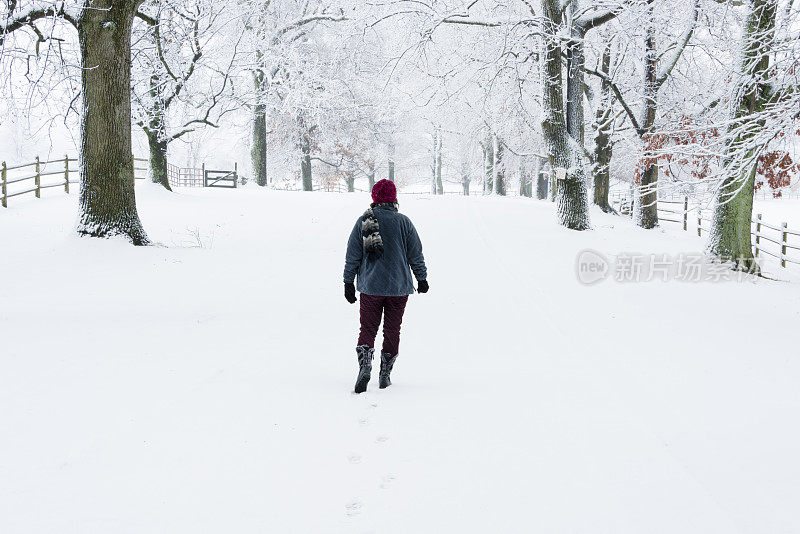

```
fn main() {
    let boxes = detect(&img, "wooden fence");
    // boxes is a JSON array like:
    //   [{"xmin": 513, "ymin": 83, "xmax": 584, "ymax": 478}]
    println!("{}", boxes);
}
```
[
  {"xmin": 2, "ymin": 155, "xmax": 149, "ymax": 208},
  {"xmin": 611, "ymin": 196, "xmax": 800, "ymax": 269},
  {"xmin": 278, "ymin": 183, "xmax": 369, "ymax": 193},
  {"xmin": 751, "ymin": 190, "xmax": 800, "ymax": 200},
  {"xmin": 4, "ymin": 156, "xmax": 797, "ymax": 268}
]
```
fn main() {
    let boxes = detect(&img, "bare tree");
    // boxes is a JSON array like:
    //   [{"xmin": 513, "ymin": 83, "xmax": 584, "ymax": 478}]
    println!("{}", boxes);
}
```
[
  {"xmin": 540, "ymin": 0, "xmax": 624, "ymax": 229},
  {"xmin": 431, "ymin": 125, "xmax": 443, "ymax": 194},
  {"xmin": 2, "ymin": 1, "xmax": 149, "ymax": 244},
  {"xmin": 480, "ymin": 131, "xmax": 494, "ymax": 194},
  {"xmin": 494, "ymin": 135, "xmax": 506, "ymax": 196},
  {"xmin": 708, "ymin": 0, "xmax": 783, "ymax": 271},
  {"xmin": 588, "ymin": 39, "xmax": 616, "ymax": 212},
  {"xmin": 583, "ymin": 0, "xmax": 699, "ymax": 226},
  {"xmin": 244, "ymin": 0, "xmax": 345, "ymax": 187},
  {"xmin": 133, "ymin": 1, "xmax": 240, "ymax": 191}
]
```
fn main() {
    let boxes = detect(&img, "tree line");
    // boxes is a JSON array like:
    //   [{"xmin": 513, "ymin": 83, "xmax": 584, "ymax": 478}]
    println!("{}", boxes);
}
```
[{"xmin": 2, "ymin": 0, "xmax": 798, "ymax": 273}]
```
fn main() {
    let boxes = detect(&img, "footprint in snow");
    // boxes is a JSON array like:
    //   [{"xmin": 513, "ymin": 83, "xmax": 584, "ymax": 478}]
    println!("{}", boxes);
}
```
[
  {"xmin": 345, "ymin": 499, "xmax": 363, "ymax": 517},
  {"xmin": 380, "ymin": 474, "xmax": 396, "ymax": 490},
  {"xmin": 347, "ymin": 453, "xmax": 362, "ymax": 464},
  {"xmin": 375, "ymin": 435, "xmax": 389, "ymax": 444},
  {"xmin": 358, "ymin": 417, "xmax": 370, "ymax": 426}
]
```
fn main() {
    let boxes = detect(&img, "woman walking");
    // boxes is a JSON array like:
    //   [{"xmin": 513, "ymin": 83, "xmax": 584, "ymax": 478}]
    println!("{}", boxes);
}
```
[{"xmin": 343, "ymin": 179, "xmax": 428, "ymax": 393}]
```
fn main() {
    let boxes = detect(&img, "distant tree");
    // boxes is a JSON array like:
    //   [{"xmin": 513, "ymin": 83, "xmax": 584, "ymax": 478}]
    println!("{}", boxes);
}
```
[
  {"xmin": 583, "ymin": 0, "xmax": 699, "ymax": 224},
  {"xmin": 534, "ymin": 157, "xmax": 549, "ymax": 200},
  {"xmin": 388, "ymin": 140, "xmax": 396, "ymax": 182},
  {"xmin": 519, "ymin": 157, "xmax": 532, "ymax": 198},
  {"xmin": 431, "ymin": 126, "xmax": 443, "ymax": 194},
  {"xmin": 494, "ymin": 136, "xmax": 506, "ymax": 196},
  {"xmin": 461, "ymin": 158, "xmax": 472, "ymax": 196},
  {"xmin": 243, "ymin": 0, "xmax": 346, "ymax": 187},
  {"xmin": 133, "ymin": 0, "xmax": 240, "ymax": 191},
  {"xmin": 481, "ymin": 131, "xmax": 494, "ymax": 194}
]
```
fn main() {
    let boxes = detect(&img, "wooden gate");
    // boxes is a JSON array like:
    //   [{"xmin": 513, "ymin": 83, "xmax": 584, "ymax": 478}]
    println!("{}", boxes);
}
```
[
  {"xmin": 167, "ymin": 163, "xmax": 203, "ymax": 187},
  {"xmin": 165, "ymin": 163, "xmax": 238, "ymax": 188},
  {"xmin": 204, "ymin": 168, "xmax": 238, "ymax": 188}
]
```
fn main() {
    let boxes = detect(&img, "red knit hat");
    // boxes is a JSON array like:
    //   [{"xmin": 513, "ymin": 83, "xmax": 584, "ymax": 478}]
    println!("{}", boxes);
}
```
[{"xmin": 371, "ymin": 179, "xmax": 397, "ymax": 204}]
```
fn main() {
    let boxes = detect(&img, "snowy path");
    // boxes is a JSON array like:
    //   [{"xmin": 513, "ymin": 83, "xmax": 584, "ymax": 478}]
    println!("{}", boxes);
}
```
[{"xmin": 2, "ymin": 185, "xmax": 800, "ymax": 533}]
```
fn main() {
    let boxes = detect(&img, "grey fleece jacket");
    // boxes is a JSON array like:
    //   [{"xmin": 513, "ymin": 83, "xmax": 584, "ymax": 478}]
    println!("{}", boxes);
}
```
[{"xmin": 343, "ymin": 204, "xmax": 427, "ymax": 296}]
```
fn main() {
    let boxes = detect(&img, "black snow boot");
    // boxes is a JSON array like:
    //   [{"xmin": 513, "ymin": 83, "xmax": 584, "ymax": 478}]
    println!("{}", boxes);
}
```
[
  {"xmin": 379, "ymin": 352, "xmax": 398, "ymax": 389},
  {"xmin": 354, "ymin": 345, "xmax": 374, "ymax": 394}
]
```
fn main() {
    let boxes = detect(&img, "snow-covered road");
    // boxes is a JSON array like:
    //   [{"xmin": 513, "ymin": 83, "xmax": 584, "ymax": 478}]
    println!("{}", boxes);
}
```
[{"xmin": 2, "ymin": 184, "xmax": 799, "ymax": 533}]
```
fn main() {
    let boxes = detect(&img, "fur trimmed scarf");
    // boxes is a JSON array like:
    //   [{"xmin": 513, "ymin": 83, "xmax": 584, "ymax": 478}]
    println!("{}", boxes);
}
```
[{"xmin": 361, "ymin": 203, "xmax": 397, "ymax": 261}]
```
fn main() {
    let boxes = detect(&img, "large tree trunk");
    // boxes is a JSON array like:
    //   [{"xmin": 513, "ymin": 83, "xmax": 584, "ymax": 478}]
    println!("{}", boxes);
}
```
[
  {"xmin": 565, "ymin": 28, "xmax": 585, "ymax": 148},
  {"xmin": 495, "ymin": 137, "xmax": 506, "ymax": 196},
  {"xmin": 592, "ymin": 43, "xmax": 614, "ymax": 213},
  {"xmin": 540, "ymin": 4, "xmax": 566, "ymax": 205},
  {"xmin": 251, "ymin": 102, "xmax": 267, "ymax": 186},
  {"xmin": 76, "ymin": 0, "xmax": 149, "ymax": 245},
  {"xmin": 708, "ymin": 0, "xmax": 777, "ymax": 271},
  {"xmin": 710, "ymin": 164, "xmax": 760, "ymax": 268},
  {"xmin": 250, "ymin": 56, "xmax": 268, "ymax": 187},
  {"xmin": 636, "ymin": 1, "xmax": 660, "ymax": 228},
  {"xmin": 541, "ymin": 0, "xmax": 591, "ymax": 229},
  {"xmin": 300, "ymin": 132, "xmax": 312, "ymax": 191},
  {"xmin": 145, "ymin": 70, "xmax": 171, "ymax": 192},
  {"xmin": 592, "ymin": 137, "xmax": 612, "ymax": 212},
  {"xmin": 147, "ymin": 132, "xmax": 170, "ymax": 191},
  {"xmin": 636, "ymin": 165, "xmax": 659, "ymax": 227}
]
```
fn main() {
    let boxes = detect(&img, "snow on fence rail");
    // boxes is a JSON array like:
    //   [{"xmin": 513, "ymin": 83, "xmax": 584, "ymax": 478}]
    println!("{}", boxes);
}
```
[
  {"xmin": 1, "ymin": 155, "xmax": 149, "ymax": 208},
  {"xmin": 752, "ymin": 216, "xmax": 800, "ymax": 268},
  {"xmin": 751, "ymin": 190, "xmax": 800, "ymax": 200},
  {"xmin": 611, "ymin": 196, "xmax": 800, "ymax": 269}
]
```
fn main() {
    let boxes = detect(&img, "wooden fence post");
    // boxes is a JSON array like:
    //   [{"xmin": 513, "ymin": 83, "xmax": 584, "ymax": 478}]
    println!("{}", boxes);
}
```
[
  {"xmin": 697, "ymin": 209, "xmax": 702, "ymax": 237},
  {"xmin": 1, "ymin": 161, "xmax": 6, "ymax": 208},
  {"xmin": 683, "ymin": 196, "xmax": 688, "ymax": 231},
  {"xmin": 35, "ymin": 156, "xmax": 41, "ymax": 198},
  {"xmin": 754, "ymin": 214, "xmax": 762, "ymax": 257},
  {"xmin": 781, "ymin": 222, "xmax": 788, "ymax": 268},
  {"xmin": 64, "ymin": 155, "xmax": 70, "ymax": 193},
  {"xmin": 201, "ymin": 163, "xmax": 206, "ymax": 187},
  {"xmin": 234, "ymin": 162, "xmax": 238, "ymax": 188}
]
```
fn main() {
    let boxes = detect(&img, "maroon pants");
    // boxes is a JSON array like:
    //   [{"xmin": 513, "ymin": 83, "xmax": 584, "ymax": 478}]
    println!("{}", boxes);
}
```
[{"xmin": 357, "ymin": 294, "xmax": 409, "ymax": 355}]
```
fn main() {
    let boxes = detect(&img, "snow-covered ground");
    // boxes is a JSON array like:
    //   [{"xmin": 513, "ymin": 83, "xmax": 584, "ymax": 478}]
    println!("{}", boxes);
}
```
[{"xmin": 2, "ymin": 184, "xmax": 800, "ymax": 533}]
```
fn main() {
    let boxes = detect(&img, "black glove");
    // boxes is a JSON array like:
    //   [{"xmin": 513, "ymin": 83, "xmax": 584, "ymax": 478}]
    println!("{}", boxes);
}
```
[
  {"xmin": 417, "ymin": 280, "xmax": 429, "ymax": 294},
  {"xmin": 344, "ymin": 282, "xmax": 357, "ymax": 304}
]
